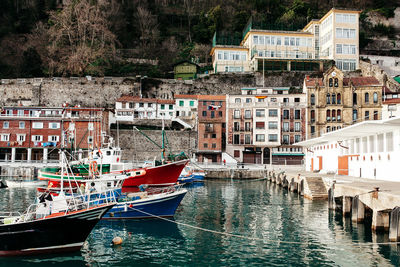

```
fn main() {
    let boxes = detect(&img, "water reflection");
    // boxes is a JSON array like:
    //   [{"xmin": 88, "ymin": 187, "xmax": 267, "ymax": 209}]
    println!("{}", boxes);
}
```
[{"xmin": 1, "ymin": 181, "xmax": 400, "ymax": 266}]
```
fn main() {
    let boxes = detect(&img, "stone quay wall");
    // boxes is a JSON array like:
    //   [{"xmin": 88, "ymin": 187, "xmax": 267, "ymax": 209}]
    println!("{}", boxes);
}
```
[{"xmin": 111, "ymin": 129, "xmax": 197, "ymax": 161}]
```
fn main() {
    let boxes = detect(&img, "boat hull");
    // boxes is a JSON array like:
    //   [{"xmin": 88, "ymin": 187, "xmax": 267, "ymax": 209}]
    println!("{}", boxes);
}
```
[
  {"xmin": 122, "ymin": 159, "xmax": 189, "ymax": 187},
  {"xmin": 103, "ymin": 189, "xmax": 187, "ymax": 219},
  {"xmin": 5, "ymin": 180, "xmax": 48, "ymax": 188},
  {"xmin": 0, "ymin": 204, "xmax": 114, "ymax": 256}
]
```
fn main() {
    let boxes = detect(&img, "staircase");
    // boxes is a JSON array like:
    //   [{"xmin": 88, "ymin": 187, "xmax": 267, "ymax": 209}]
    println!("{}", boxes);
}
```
[
  {"xmin": 172, "ymin": 118, "xmax": 192, "ymax": 129},
  {"xmin": 304, "ymin": 177, "xmax": 328, "ymax": 199}
]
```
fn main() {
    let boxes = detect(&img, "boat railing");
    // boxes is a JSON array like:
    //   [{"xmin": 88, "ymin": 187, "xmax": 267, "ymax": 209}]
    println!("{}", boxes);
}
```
[
  {"xmin": 14, "ymin": 190, "xmax": 117, "ymax": 224},
  {"xmin": 0, "ymin": 211, "xmax": 21, "ymax": 219}
]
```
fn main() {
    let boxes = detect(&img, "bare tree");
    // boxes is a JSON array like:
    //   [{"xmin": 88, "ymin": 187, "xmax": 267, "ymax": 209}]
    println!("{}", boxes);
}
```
[
  {"xmin": 183, "ymin": 0, "xmax": 195, "ymax": 43},
  {"xmin": 47, "ymin": 0, "xmax": 117, "ymax": 76},
  {"xmin": 135, "ymin": 5, "xmax": 159, "ymax": 56}
]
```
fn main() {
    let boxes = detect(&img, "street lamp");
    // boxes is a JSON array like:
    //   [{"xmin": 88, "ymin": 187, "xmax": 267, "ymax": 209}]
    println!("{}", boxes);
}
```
[{"xmin": 136, "ymin": 75, "xmax": 148, "ymax": 98}]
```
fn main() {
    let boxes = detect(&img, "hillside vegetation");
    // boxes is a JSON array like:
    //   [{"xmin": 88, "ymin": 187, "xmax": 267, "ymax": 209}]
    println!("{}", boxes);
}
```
[{"xmin": 0, "ymin": 0, "xmax": 398, "ymax": 78}]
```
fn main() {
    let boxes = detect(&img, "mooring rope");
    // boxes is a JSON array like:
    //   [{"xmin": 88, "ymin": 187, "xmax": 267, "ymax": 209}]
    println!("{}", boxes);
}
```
[{"xmin": 124, "ymin": 206, "xmax": 400, "ymax": 247}]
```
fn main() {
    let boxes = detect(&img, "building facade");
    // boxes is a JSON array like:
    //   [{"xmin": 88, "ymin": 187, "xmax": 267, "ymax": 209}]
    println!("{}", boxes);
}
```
[
  {"xmin": 226, "ymin": 88, "xmax": 305, "ymax": 164},
  {"xmin": 304, "ymin": 66, "xmax": 382, "ymax": 139},
  {"xmin": 0, "ymin": 107, "xmax": 104, "ymax": 163},
  {"xmin": 211, "ymin": 8, "xmax": 360, "ymax": 73},
  {"xmin": 174, "ymin": 95, "xmax": 199, "ymax": 128},
  {"xmin": 196, "ymin": 95, "xmax": 226, "ymax": 163}
]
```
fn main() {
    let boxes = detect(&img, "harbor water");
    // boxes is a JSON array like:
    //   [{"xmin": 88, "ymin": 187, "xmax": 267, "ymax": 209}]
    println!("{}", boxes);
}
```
[{"xmin": 1, "ymin": 180, "xmax": 400, "ymax": 266}]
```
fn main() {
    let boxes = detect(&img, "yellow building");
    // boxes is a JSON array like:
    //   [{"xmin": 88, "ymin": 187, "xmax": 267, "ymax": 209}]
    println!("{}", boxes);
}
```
[
  {"xmin": 303, "ymin": 66, "xmax": 382, "ymax": 139},
  {"xmin": 211, "ymin": 8, "xmax": 360, "ymax": 73}
]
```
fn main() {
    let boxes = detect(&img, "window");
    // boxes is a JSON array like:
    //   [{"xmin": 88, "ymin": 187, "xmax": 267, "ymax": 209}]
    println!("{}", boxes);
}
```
[
  {"xmin": 203, "ymin": 143, "xmax": 208, "ymax": 148},
  {"xmin": 1, "ymin": 134, "xmax": 9, "ymax": 141},
  {"xmin": 332, "ymin": 110, "xmax": 336, "ymax": 121},
  {"xmin": 283, "ymin": 98, "xmax": 289, "ymax": 103},
  {"xmin": 353, "ymin": 93, "xmax": 357, "ymax": 105},
  {"xmin": 211, "ymin": 134, "xmax": 216, "ymax": 138},
  {"xmin": 189, "ymin": 101, "xmax": 194, "ymax": 107},
  {"xmin": 244, "ymin": 110, "xmax": 251, "ymax": 119},
  {"xmin": 179, "ymin": 100, "xmax": 184, "ymax": 107},
  {"xmin": 268, "ymin": 134, "xmax": 278, "ymax": 142},
  {"xmin": 169, "ymin": 105, "xmax": 173, "ymax": 110},
  {"xmin": 365, "ymin": 111, "xmax": 369, "ymax": 120},
  {"xmin": 337, "ymin": 93, "xmax": 341, "ymax": 104},
  {"xmin": 364, "ymin": 93, "xmax": 369, "ymax": 103},
  {"xmin": 374, "ymin": 110, "xmax": 378, "ymax": 120},
  {"xmin": 294, "ymin": 110, "xmax": 300, "ymax": 120},
  {"xmin": 307, "ymin": 94, "xmax": 316, "ymax": 108},
  {"xmin": 17, "ymin": 134, "xmax": 25, "ymax": 142},
  {"xmin": 234, "ymin": 150, "xmax": 240, "ymax": 157},
  {"xmin": 48, "ymin": 135, "xmax": 60, "ymax": 142},
  {"xmin": 235, "ymin": 98, "xmax": 241, "ymax": 103},
  {"xmin": 326, "ymin": 93, "xmax": 330, "ymax": 104},
  {"xmin": 256, "ymin": 134, "xmax": 265, "ymax": 142},
  {"xmin": 334, "ymin": 78, "xmax": 338, "ymax": 87},
  {"xmin": 233, "ymin": 135, "xmax": 240, "ymax": 145},
  {"xmin": 332, "ymin": 93, "xmax": 336, "ymax": 104},
  {"xmin": 148, "ymin": 103, "xmax": 152, "ymax": 108},
  {"xmin": 234, "ymin": 110, "xmax": 240, "ymax": 119},
  {"xmin": 202, "ymin": 111, "xmax": 207, "ymax": 117},
  {"xmin": 139, "ymin": 103, "xmax": 144, "ymax": 107},
  {"xmin": 17, "ymin": 110, "xmax": 24, "ymax": 117},
  {"xmin": 245, "ymin": 122, "xmax": 251, "ymax": 131},
  {"xmin": 211, "ymin": 111, "xmax": 215, "ymax": 118},
  {"xmin": 256, "ymin": 122, "xmax": 265, "ymax": 129},
  {"xmin": 3, "ymin": 121, "xmax": 9, "ymax": 129},
  {"xmin": 326, "ymin": 110, "xmax": 331, "ymax": 121},
  {"xmin": 329, "ymin": 78, "xmax": 333, "ymax": 87},
  {"xmin": 32, "ymin": 122, "xmax": 43, "ymax": 129},
  {"xmin": 129, "ymin": 103, "xmax": 134, "ymax": 108},
  {"xmin": 295, "ymin": 135, "xmax": 301, "ymax": 143},
  {"xmin": 32, "ymin": 135, "xmax": 43, "ymax": 142},
  {"xmin": 219, "ymin": 111, "xmax": 223, "ymax": 117},
  {"xmin": 268, "ymin": 109, "xmax": 277, "ymax": 117},
  {"xmin": 212, "ymin": 143, "xmax": 216, "ymax": 148},
  {"xmin": 49, "ymin": 122, "xmax": 60, "ymax": 129},
  {"xmin": 283, "ymin": 110, "xmax": 289, "ymax": 119},
  {"xmin": 373, "ymin": 92, "xmax": 378, "ymax": 104},
  {"xmin": 204, "ymin": 134, "xmax": 208, "ymax": 138},
  {"xmin": 353, "ymin": 109, "xmax": 358, "ymax": 122},
  {"xmin": 268, "ymin": 121, "xmax": 278, "ymax": 129},
  {"xmin": 256, "ymin": 109, "xmax": 265, "ymax": 117},
  {"xmin": 161, "ymin": 104, "xmax": 165, "ymax": 110},
  {"xmin": 283, "ymin": 135, "xmax": 289, "ymax": 144},
  {"xmin": 337, "ymin": 110, "xmax": 341, "ymax": 121},
  {"xmin": 283, "ymin": 122, "xmax": 289, "ymax": 132},
  {"xmin": 310, "ymin": 110, "xmax": 315, "ymax": 122},
  {"xmin": 245, "ymin": 134, "xmax": 251, "ymax": 144},
  {"xmin": 295, "ymin": 122, "xmax": 301, "ymax": 132},
  {"xmin": 234, "ymin": 122, "xmax": 240, "ymax": 131}
]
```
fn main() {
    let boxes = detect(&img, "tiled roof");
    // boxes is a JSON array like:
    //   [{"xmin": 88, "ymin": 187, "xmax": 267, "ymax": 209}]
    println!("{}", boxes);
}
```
[
  {"xmin": 304, "ymin": 78, "xmax": 323, "ymax": 87},
  {"xmin": 174, "ymin": 94, "xmax": 199, "ymax": 99},
  {"xmin": 383, "ymin": 98, "xmax": 400, "ymax": 104},
  {"xmin": 116, "ymin": 95, "xmax": 174, "ymax": 104},
  {"xmin": 383, "ymin": 86, "xmax": 394, "ymax": 94},
  {"xmin": 343, "ymin": 77, "xmax": 380, "ymax": 86},
  {"xmin": 197, "ymin": 95, "xmax": 226, "ymax": 100}
]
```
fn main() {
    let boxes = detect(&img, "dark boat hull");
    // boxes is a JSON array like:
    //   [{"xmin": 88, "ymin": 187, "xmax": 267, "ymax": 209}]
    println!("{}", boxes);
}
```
[{"xmin": 0, "ymin": 204, "xmax": 114, "ymax": 256}]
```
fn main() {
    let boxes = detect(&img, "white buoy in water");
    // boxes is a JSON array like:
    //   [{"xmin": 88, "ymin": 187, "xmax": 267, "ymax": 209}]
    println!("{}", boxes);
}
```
[{"xmin": 112, "ymin": 236, "xmax": 123, "ymax": 245}]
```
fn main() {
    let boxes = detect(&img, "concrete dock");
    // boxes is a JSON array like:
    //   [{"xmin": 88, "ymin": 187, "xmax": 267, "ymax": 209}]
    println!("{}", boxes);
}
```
[{"xmin": 269, "ymin": 168, "xmax": 400, "ymax": 242}]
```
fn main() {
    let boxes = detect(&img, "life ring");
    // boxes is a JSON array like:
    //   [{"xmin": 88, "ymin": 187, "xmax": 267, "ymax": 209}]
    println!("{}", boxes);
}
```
[{"xmin": 89, "ymin": 161, "xmax": 98, "ymax": 174}]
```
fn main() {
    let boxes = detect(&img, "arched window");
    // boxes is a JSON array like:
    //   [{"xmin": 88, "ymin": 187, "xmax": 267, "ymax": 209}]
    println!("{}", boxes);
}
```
[
  {"xmin": 332, "ymin": 110, "xmax": 336, "ymax": 121},
  {"xmin": 327, "ymin": 126, "xmax": 331, "ymax": 132},
  {"xmin": 326, "ymin": 110, "xmax": 331, "ymax": 121},
  {"xmin": 326, "ymin": 93, "xmax": 331, "ymax": 104},
  {"xmin": 365, "ymin": 93, "xmax": 369, "ymax": 103},
  {"xmin": 310, "ymin": 94, "xmax": 315, "ymax": 105},
  {"xmin": 329, "ymin": 78, "xmax": 333, "ymax": 87},
  {"xmin": 334, "ymin": 78, "xmax": 339, "ymax": 87},
  {"xmin": 311, "ymin": 110, "xmax": 315, "ymax": 122},
  {"xmin": 337, "ymin": 110, "xmax": 341, "ymax": 121},
  {"xmin": 373, "ymin": 92, "xmax": 378, "ymax": 104},
  {"xmin": 337, "ymin": 93, "xmax": 342, "ymax": 104},
  {"xmin": 332, "ymin": 93, "xmax": 336, "ymax": 104},
  {"xmin": 353, "ymin": 93, "xmax": 357, "ymax": 105}
]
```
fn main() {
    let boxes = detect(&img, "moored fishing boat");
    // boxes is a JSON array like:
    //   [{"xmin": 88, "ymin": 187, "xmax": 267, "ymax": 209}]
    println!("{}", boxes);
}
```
[
  {"xmin": 103, "ymin": 185, "xmax": 187, "ymax": 219},
  {"xmin": 5, "ymin": 179, "xmax": 47, "ymax": 188},
  {"xmin": 178, "ymin": 165, "xmax": 205, "ymax": 184}
]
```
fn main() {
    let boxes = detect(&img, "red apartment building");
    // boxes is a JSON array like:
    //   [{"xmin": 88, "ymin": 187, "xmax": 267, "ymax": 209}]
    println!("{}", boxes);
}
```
[
  {"xmin": 0, "ymin": 106, "xmax": 106, "ymax": 163},
  {"xmin": 196, "ymin": 95, "xmax": 226, "ymax": 163}
]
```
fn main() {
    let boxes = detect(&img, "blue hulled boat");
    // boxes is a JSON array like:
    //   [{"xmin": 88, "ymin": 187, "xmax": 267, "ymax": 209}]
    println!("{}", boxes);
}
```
[{"xmin": 103, "ymin": 186, "xmax": 187, "ymax": 219}]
